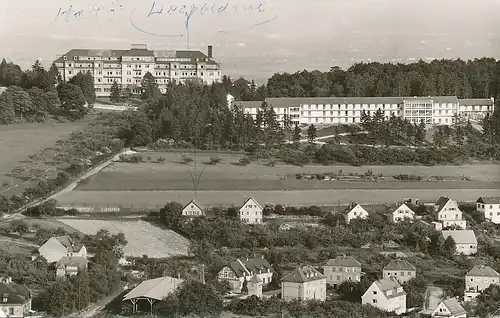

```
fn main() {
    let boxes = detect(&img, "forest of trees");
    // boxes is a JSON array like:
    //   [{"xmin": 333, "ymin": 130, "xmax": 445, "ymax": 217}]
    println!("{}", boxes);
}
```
[
  {"xmin": 0, "ymin": 59, "xmax": 94, "ymax": 123},
  {"xmin": 1, "ymin": 58, "xmax": 500, "ymax": 164}
]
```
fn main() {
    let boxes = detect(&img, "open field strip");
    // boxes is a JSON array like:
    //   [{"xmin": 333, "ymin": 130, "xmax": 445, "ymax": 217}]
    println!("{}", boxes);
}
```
[
  {"xmin": 0, "ymin": 120, "xmax": 92, "ymax": 192},
  {"xmin": 55, "ymin": 189, "xmax": 500, "ymax": 208},
  {"xmin": 56, "ymin": 219, "xmax": 189, "ymax": 258}
]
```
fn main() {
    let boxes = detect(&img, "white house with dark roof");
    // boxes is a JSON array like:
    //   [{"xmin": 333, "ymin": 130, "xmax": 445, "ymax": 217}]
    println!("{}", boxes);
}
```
[
  {"xmin": 383, "ymin": 260, "xmax": 417, "ymax": 284},
  {"xmin": 388, "ymin": 203, "xmax": 415, "ymax": 223},
  {"xmin": 0, "ymin": 276, "xmax": 32, "ymax": 318},
  {"xmin": 442, "ymin": 230, "xmax": 477, "ymax": 255},
  {"xmin": 281, "ymin": 266, "xmax": 326, "ymax": 301},
  {"xmin": 343, "ymin": 203, "xmax": 369, "ymax": 224},
  {"xmin": 217, "ymin": 256, "xmax": 273, "ymax": 293},
  {"xmin": 464, "ymin": 265, "xmax": 500, "ymax": 301},
  {"xmin": 323, "ymin": 255, "xmax": 362, "ymax": 287},
  {"xmin": 458, "ymin": 97, "xmax": 494, "ymax": 120},
  {"xmin": 181, "ymin": 200, "xmax": 205, "ymax": 217},
  {"xmin": 431, "ymin": 298, "xmax": 467, "ymax": 318},
  {"xmin": 362, "ymin": 277, "xmax": 406, "ymax": 315},
  {"xmin": 476, "ymin": 197, "xmax": 500, "ymax": 224},
  {"xmin": 35, "ymin": 235, "xmax": 87, "ymax": 263},
  {"xmin": 56, "ymin": 256, "xmax": 88, "ymax": 278},
  {"xmin": 239, "ymin": 198, "xmax": 263, "ymax": 224},
  {"xmin": 435, "ymin": 197, "xmax": 467, "ymax": 229}
]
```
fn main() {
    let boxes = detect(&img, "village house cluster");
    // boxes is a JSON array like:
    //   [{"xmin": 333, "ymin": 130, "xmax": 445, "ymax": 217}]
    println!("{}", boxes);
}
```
[{"xmin": 4, "ymin": 195, "xmax": 499, "ymax": 317}]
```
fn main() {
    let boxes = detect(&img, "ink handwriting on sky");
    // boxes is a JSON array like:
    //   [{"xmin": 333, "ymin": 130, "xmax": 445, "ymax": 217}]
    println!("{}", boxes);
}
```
[
  {"xmin": 54, "ymin": 0, "xmax": 278, "ymax": 39},
  {"xmin": 55, "ymin": 1, "xmax": 124, "ymax": 22}
]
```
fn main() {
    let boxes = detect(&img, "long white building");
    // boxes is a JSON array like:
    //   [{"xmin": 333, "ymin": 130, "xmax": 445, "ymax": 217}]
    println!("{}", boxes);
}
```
[
  {"xmin": 233, "ymin": 96, "xmax": 494, "ymax": 126},
  {"xmin": 54, "ymin": 44, "xmax": 222, "ymax": 97}
]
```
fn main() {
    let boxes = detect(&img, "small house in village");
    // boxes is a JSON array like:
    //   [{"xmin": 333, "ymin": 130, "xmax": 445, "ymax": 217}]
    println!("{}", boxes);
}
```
[
  {"xmin": 383, "ymin": 260, "xmax": 416, "ymax": 284},
  {"xmin": 323, "ymin": 255, "xmax": 362, "ymax": 287},
  {"xmin": 343, "ymin": 203, "xmax": 369, "ymax": 224},
  {"xmin": 362, "ymin": 277, "xmax": 406, "ymax": 315},
  {"xmin": 35, "ymin": 235, "xmax": 87, "ymax": 264},
  {"xmin": 435, "ymin": 197, "xmax": 467, "ymax": 229},
  {"xmin": 217, "ymin": 256, "xmax": 273, "ymax": 293},
  {"xmin": 247, "ymin": 275, "xmax": 263, "ymax": 298},
  {"xmin": 431, "ymin": 298, "xmax": 467, "ymax": 318},
  {"xmin": 0, "ymin": 276, "xmax": 32, "ymax": 318},
  {"xmin": 239, "ymin": 197, "xmax": 263, "ymax": 224},
  {"xmin": 388, "ymin": 202, "xmax": 415, "ymax": 223},
  {"xmin": 442, "ymin": 230, "xmax": 477, "ymax": 256},
  {"xmin": 464, "ymin": 265, "xmax": 500, "ymax": 301},
  {"xmin": 56, "ymin": 256, "xmax": 89, "ymax": 278},
  {"xmin": 181, "ymin": 200, "xmax": 205, "ymax": 217},
  {"xmin": 281, "ymin": 266, "xmax": 326, "ymax": 302},
  {"xmin": 476, "ymin": 197, "xmax": 500, "ymax": 224}
]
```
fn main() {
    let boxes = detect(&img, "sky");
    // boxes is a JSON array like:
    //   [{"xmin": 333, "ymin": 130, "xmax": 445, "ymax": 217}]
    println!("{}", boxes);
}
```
[{"xmin": 1, "ymin": 0, "xmax": 499, "ymax": 82}]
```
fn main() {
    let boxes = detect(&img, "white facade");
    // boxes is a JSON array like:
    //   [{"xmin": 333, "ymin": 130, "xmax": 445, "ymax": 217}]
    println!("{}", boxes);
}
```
[
  {"xmin": 464, "ymin": 265, "xmax": 500, "ymax": 301},
  {"xmin": 239, "ymin": 96, "xmax": 494, "ymax": 126},
  {"xmin": 239, "ymin": 198, "xmax": 263, "ymax": 224},
  {"xmin": 344, "ymin": 204, "xmax": 369, "ymax": 224},
  {"xmin": 476, "ymin": 197, "xmax": 500, "ymax": 224},
  {"xmin": 362, "ymin": 279, "xmax": 406, "ymax": 315},
  {"xmin": 55, "ymin": 44, "xmax": 222, "ymax": 97},
  {"xmin": 436, "ymin": 197, "xmax": 467, "ymax": 229},
  {"xmin": 281, "ymin": 279, "xmax": 327, "ymax": 301},
  {"xmin": 388, "ymin": 203, "xmax": 415, "ymax": 223}
]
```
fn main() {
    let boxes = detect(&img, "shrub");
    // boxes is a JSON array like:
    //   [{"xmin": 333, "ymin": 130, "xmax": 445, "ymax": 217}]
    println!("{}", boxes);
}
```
[
  {"xmin": 157, "ymin": 156, "xmax": 166, "ymax": 163},
  {"xmin": 181, "ymin": 155, "xmax": 193, "ymax": 164},
  {"xmin": 208, "ymin": 156, "xmax": 221, "ymax": 165},
  {"xmin": 238, "ymin": 156, "xmax": 251, "ymax": 166}
]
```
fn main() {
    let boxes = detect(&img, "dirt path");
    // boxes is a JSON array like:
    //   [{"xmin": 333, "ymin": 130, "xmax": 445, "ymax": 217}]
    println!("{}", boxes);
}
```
[{"xmin": 1, "ymin": 149, "xmax": 130, "ymax": 222}]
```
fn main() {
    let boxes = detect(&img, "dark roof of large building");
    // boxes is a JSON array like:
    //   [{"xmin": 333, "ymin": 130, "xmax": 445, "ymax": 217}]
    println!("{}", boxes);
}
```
[
  {"xmin": 55, "ymin": 47, "xmax": 218, "ymax": 64},
  {"xmin": 458, "ymin": 98, "xmax": 494, "ymax": 106},
  {"xmin": 466, "ymin": 265, "xmax": 500, "ymax": 277},
  {"xmin": 122, "ymin": 48, "xmax": 154, "ymax": 57},
  {"xmin": 477, "ymin": 197, "xmax": 500, "ymax": 204},
  {"xmin": 282, "ymin": 266, "xmax": 325, "ymax": 283},
  {"xmin": 383, "ymin": 260, "xmax": 416, "ymax": 271},
  {"xmin": 324, "ymin": 255, "xmax": 362, "ymax": 267},
  {"xmin": 54, "ymin": 235, "xmax": 84, "ymax": 253},
  {"xmin": 232, "ymin": 100, "xmax": 262, "ymax": 109},
  {"xmin": 440, "ymin": 298, "xmax": 467, "ymax": 317},
  {"xmin": 54, "ymin": 49, "xmax": 128, "ymax": 62},
  {"xmin": 0, "ymin": 281, "xmax": 31, "ymax": 305}
]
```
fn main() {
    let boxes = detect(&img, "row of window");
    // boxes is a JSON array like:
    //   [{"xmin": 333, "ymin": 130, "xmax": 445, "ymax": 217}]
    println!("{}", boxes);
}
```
[{"xmin": 64, "ymin": 62, "xmax": 219, "ymax": 69}]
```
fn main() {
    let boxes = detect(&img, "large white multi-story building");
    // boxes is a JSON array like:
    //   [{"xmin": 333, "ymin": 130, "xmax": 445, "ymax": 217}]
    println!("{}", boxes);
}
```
[
  {"xmin": 54, "ymin": 44, "xmax": 222, "ymax": 97},
  {"xmin": 234, "ymin": 96, "xmax": 494, "ymax": 126}
]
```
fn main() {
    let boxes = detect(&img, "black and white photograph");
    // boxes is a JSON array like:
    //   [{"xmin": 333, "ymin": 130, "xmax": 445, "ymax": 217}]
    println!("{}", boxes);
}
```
[{"xmin": 0, "ymin": 0, "xmax": 499, "ymax": 317}]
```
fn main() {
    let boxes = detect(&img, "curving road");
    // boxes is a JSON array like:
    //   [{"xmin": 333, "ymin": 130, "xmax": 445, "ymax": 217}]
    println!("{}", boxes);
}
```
[{"xmin": 1, "ymin": 149, "xmax": 130, "ymax": 222}]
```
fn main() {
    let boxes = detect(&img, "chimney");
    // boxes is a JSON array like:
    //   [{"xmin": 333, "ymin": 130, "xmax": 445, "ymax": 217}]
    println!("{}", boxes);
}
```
[{"xmin": 208, "ymin": 45, "xmax": 213, "ymax": 59}]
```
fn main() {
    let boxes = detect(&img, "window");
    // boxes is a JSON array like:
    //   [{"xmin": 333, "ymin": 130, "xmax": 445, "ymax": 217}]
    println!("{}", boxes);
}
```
[
  {"xmin": 372, "ymin": 299, "xmax": 377, "ymax": 304},
  {"xmin": 373, "ymin": 291, "xmax": 377, "ymax": 295},
  {"xmin": 8, "ymin": 308, "xmax": 13, "ymax": 315}
]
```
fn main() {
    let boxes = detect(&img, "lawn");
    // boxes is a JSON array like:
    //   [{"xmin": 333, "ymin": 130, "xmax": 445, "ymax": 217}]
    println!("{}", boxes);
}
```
[
  {"xmin": 54, "ymin": 188, "xmax": 500, "ymax": 209},
  {"xmin": 56, "ymin": 219, "xmax": 190, "ymax": 258},
  {"xmin": 0, "ymin": 120, "xmax": 92, "ymax": 194},
  {"xmin": 72, "ymin": 151, "xmax": 500, "ymax": 192}
]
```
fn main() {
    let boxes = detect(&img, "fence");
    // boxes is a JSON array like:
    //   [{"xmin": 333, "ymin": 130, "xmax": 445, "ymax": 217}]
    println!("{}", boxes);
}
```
[{"xmin": 57, "ymin": 204, "xmax": 163, "ymax": 214}]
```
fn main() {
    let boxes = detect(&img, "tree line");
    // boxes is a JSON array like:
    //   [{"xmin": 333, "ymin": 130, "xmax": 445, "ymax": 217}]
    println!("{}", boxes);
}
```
[{"xmin": 0, "ymin": 59, "xmax": 95, "ymax": 123}]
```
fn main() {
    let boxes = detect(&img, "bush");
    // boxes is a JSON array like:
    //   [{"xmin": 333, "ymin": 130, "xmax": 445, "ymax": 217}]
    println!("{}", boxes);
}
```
[
  {"xmin": 208, "ymin": 156, "xmax": 221, "ymax": 165},
  {"xmin": 181, "ymin": 155, "xmax": 193, "ymax": 164},
  {"xmin": 238, "ymin": 156, "xmax": 251, "ymax": 166}
]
